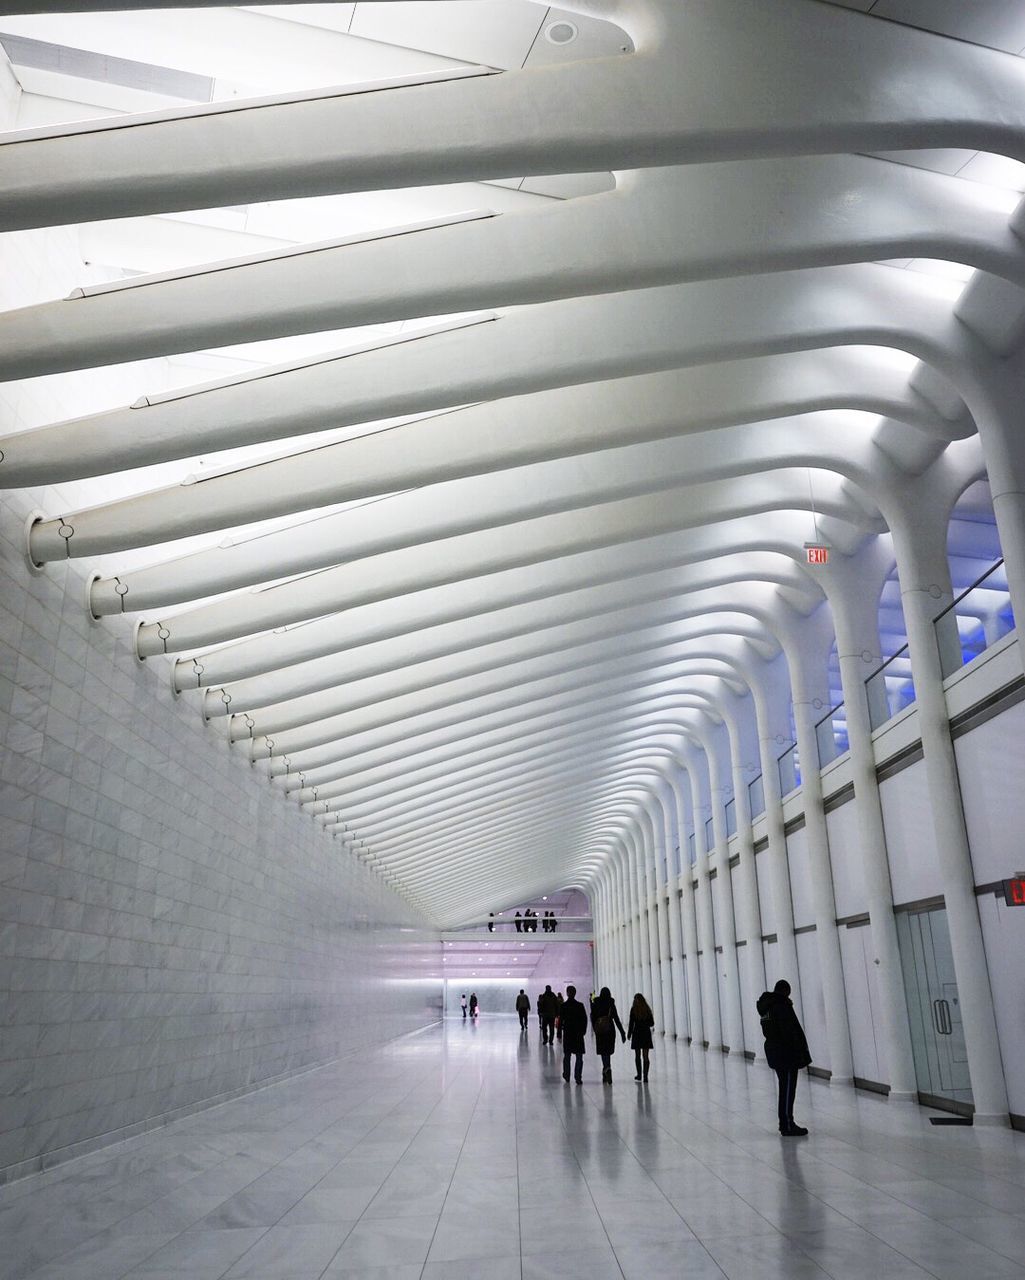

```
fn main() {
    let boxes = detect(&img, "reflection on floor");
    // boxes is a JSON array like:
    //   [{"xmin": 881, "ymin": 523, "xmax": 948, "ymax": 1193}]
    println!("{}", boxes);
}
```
[{"xmin": 2, "ymin": 1016, "xmax": 1024, "ymax": 1279}]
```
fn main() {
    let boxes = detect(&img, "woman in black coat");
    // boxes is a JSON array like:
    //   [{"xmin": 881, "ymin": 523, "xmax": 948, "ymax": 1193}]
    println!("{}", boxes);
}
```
[
  {"xmin": 756, "ymin": 979, "xmax": 811, "ymax": 1136},
  {"xmin": 627, "ymin": 993, "xmax": 655, "ymax": 1081},
  {"xmin": 590, "ymin": 987, "xmax": 626, "ymax": 1083}
]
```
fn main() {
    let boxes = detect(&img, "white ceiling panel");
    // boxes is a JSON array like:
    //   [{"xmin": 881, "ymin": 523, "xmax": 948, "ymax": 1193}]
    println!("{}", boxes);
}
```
[
  {"xmin": 349, "ymin": 0, "xmax": 546, "ymax": 70},
  {"xmin": 871, "ymin": 0, "xmax": 1025, "ymax": 54}
]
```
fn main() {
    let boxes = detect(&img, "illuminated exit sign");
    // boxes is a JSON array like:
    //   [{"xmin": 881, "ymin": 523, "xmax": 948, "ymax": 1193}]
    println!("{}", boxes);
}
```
[
  {"xmin": 805, "ymin": 544, "xmax": 830, "ymax": 565},
  {"xmin": 1003, "ymin": 876, "xmax": 1025, "ymax": 906}
]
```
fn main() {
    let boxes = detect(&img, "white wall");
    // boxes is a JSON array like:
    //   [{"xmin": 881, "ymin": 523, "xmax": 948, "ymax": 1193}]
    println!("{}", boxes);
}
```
[
  {"xmin": 956, "ymin": 698, "xmax": 1025, "ymax": 885},
  {"xmin": 0, "ymin": 487, "xmax": 441, "ymax": 1180},
  {"xmin": 826, "ymin": 801, "xmax": 865, "ymax": 919},
  {"xmin": 880, "ymin": 758, "xmax": 943, "ymax": 905}
]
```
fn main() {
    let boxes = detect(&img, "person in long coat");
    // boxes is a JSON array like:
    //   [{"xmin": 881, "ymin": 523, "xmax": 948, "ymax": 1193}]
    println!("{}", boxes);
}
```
[
  {"xmin": 560, "ymin": 985, "xmax": 588, "ymax": 1084},
  {"xmin": 627, "ymin": 993, "xmax": 655, "ymax": 1081},
  {"xmin": 756, "ymin": 979, "xmax": 812, "ymax": 1136},
  {"xmin": 590, "ymin": 987, "xmax": 626, "ymax": 1083}
]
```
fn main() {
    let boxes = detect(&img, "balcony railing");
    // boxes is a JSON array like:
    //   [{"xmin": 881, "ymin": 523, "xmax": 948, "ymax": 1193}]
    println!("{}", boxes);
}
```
[
  {"xmin": 748, "ymin": 773, "xmax": 765, "ymax": 819},
  {"xmin": 864, "ymin": 644, "xmax": 915, "ymax": 730},
  {"xmin": 777, "ymin": 742, "xmax": 801, "ymax": 795},
  {"xmin": 934, "ymin": 559, "xmax": 1014, "ymax": 679},
  {"xmin": 814, "ymin": 700, "xmax": 849, "ymax": 764}
]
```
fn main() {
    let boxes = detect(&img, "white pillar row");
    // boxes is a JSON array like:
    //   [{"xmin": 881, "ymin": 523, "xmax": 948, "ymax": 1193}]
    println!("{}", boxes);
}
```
[
  {"xmin": 632, "ymin": 821, "xmax": 659, "ymax": 1009},
  {"xmin": 638, "ymin": 805, "xmax": 668, "ymax": 1035},
  {"xmin": 651, "ymin": 777, "xmax": 683, "ymax": 1040},
  {"xmin": 714, "ymin": 687, "xmax": 768, "ymax": 1060},
  {"xmin": 824, "ymin": 545, "xmax": 919, "ymax": 1101},
  {"xmin": 682, "ymin": 749, "xmax": 722, "ymax": 1052},
  {"xmin": 888, "ymin": 473, "xmax": 1010, "ymax": 1124},
  {"xmin": 668, "ymin": 766, "xmax": 703, "ymax": 1047},
  {"xmin": 736, "ymin": 651, "xmax": 803, "ymax": 1017},
  {"xmin": 694, "ymin": 717, "xmax": 746, "ymax": 1057},
  {"xmin": 775, "ymin": 603, "xmax": 856, "ymax": 1085}
]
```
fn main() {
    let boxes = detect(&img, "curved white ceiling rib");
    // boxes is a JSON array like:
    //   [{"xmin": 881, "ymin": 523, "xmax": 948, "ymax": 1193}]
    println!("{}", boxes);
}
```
[{"xmin": 3, "ymin": 0, "xmax": 1025, "ymax": 924}]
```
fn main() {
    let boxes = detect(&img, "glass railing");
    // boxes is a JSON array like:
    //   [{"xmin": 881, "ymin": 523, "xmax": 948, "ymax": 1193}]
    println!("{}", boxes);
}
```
[
  {"xmin": 725, "ymin": 797, "xmax": 737, "ymax": 837},
  {"xmin": 777, "ymin": 742, "xmax": 801, "ymax": 795},
  {"xmin": 704, "ymin": 816, "xmax": 715, "ymax": 849},
  {"xmin": 748, "ymin": 773, "xmax": 765, "ymax": 819},
  {"xmin": 688, "ymin": 832, "xmax": 696, "ymax": 864},
  {"xmin": 864, "ymin": 643, "xmax": 916, "ymax": 729},
  {"xmin": 933, "ymin": 559, "xmax": 1014, "ymax": 679},
  {"xmin": 814, "ymin": 701, "xmax": 849, "ymax": 763}
]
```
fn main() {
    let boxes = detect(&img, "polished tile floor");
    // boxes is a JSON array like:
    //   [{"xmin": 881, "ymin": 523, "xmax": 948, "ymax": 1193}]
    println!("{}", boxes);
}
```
[{"xmin": 2, "ymin": 1017, "xmax": 1025, "ymax": 1279}]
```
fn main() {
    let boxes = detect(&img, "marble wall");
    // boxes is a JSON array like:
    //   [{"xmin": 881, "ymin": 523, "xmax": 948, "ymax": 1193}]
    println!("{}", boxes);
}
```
[{"xmin": 0, "ymin": 485, "xmax": 441, "ymax": 1181}]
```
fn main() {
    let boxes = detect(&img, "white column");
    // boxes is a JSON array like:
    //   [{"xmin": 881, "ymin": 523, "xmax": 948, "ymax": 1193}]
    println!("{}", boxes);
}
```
[
  {"xmin": 827, "ymin": 547, "xmax": 918, "ymax": 1100},
  {"xmin": 890, "ymin": 503, "xmax": 1009, "ymax": 1123}
]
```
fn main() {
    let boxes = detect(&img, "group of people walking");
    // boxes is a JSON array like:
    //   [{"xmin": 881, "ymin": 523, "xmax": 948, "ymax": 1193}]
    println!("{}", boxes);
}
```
[
  {"xmin": 459, "ymin": 992, "xmax": 478, "ymax": 1019},
  {"xmin": 507, "ymin": 972, "xmax": 813, "ymax": 1136},
  {"xmin": 514, "ymin": 985, "xmax": 656, "ymax": 1084},
  {"xmin": 512, "ymin": 909, "xmax": 558, "ymax": 933}
]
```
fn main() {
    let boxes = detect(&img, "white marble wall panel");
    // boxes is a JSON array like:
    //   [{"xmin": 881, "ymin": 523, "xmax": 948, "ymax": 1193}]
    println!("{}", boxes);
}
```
[{"xmin": 0, "ymin": 487, "xmax": 441, "ymax": 1180}]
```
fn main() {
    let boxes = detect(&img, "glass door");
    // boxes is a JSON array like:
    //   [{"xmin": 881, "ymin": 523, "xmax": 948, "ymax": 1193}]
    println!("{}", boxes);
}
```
[{"xmin": 896, "ymin": 905, "xmax": 973, "ymax": 1109}]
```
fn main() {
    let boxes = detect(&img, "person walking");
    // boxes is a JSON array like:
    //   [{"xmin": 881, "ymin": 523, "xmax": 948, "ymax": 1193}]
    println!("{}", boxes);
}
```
[
  {"xmin": 590, "ymin": 987, "xmax": 626, "ymax": 1083},
  {"xmin": 515, "ymin": 911, "xmax": 523, "ymax": 933},
  {"xmin": 515, "ymin": 989, "xmax": 531, "ymax": 1030},
  {"xmin": 628, "ymin": 993, "xmax": 655, "ymax": 1081},
  {"xmin": 538, "ymin": 985, "xmax": 558, "ymax": 1044},
  {"xmin": 460, "ymin": 993, "xmax": 468, "ymax": 1019},
  {"xmin": 469, "ymin": 992, "xmax": 479, "ymax": 1019},
  {"xmin": 561, "ymin": 985, "xmax": 588, "ymax": 1084},
  {"xmin": 555, "ymin": 990, "xmax": 565, "ymax": 1042},
  {"xmin": 756, "ymin": 979, "xmax": 811, "ymax": 1136}
]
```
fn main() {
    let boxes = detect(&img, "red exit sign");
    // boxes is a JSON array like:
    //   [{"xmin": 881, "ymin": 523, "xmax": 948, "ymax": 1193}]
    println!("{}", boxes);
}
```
[
  {"xmin": 806, "ymin": 545, "xmax": 830, "ymax": 565},
  {"xmin": 1003, "ymin": 876, "xmax": 1025, "ymax": 906}
]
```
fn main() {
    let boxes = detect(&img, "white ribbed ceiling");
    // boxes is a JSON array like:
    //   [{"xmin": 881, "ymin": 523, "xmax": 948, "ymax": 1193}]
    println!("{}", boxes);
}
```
[{"xmin": 1, "ymin": 0, "xmax": 1024, "ymax": 925}]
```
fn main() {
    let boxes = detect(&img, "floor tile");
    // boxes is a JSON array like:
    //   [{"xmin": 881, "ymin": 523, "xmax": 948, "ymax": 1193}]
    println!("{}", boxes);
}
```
[{"xmin": 3, "ymin": 1021, "xmax": 1025, "ymax": 1280}]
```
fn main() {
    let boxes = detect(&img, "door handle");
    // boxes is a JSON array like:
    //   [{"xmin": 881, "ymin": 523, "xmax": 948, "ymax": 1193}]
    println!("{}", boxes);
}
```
[{"xmin": 933, "ymin": 998, "xmax": 952, "ymax": 1035}]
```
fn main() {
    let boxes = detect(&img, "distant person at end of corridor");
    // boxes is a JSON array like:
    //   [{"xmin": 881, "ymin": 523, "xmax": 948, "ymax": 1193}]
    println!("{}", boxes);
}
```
[
  {"xmin": 516, "ymin": 989, "xmax": 531, "ymax": 1030},
  {"xmin": 628, "ymin": 993, "xmax": 655, "ymax": 1082},
  {"xmin": 591, "ymin": 987, "xmax": 626, "ymax": 1083},
  {"xmin": 469, "ymin": 992, "xmax": 479, "ymax": 1019},
  {"xmin": 561, "ymin": 985, "xmax": 588, "ymax": 1084},
  {"xmin": 538, "ymin": 985, "xmax": 559, "ymax": 1044},
  {"xmin": 460, "ymin": 993, "xmax": 468, "ymax": 1019},
  {"xmin": 756, "ymin": 979, "xmax": 811, "ymax": 1137}
]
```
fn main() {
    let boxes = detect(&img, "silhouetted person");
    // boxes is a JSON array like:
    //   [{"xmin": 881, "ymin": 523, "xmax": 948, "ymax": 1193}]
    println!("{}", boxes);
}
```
[
  {"xmin": 469, "ymin": 992, "xmax": 479, "ymax": 1019},
  {"xmin": 756, "ymin": 979, "xmax": 811, "ymax": 1136},
  {"xmin": 515, "ymin": 911, "xmax": 523, "ymax": 932},
  {"xmin": 591, "ymin": 987, "xmax": 626, "ymax": 1083},
  {"xmin": 488, "ymin": 913, "xmax": 495, "ymax": 933},
  {"xmin": 460, "ymin": 993, "xmax": 467, "ymax": 1019},
  {"xmin": 538, "ymin": 985, "xmax": 559, "ymax": 1044},
  {"xmin": 550, "ymin": 912, "xmax": 558, "ymax": 933},
  {"xmin": 555, "ymin": 990, "xmax": 565, "ymax": 1042},
  {"xmin": 628, "ymin": 993, "xmax": 655, "ymax": 1081},
  {"xmin": 516, "ymin": 989, "xmax": 530, "ymax": 1030},
  {"xmin": 561, "ymin": 985, "xmax": 588, "ymax": 1084}
]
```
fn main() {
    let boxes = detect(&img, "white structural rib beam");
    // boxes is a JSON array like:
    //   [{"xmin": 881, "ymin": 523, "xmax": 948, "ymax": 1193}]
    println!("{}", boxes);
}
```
[
  {"xmin": 225, "ymin": 570, "xmax": 798, "ymax": 747},
  {"xmin": 129, "ymin": 471, "xmax": 866, "ymax": 657},
  {"xmin": 0, "ymin": 322, "xmax": 958, "ymax": 493},
  {"xmin": 3, "ymin": 0, "xmax": 1025, "ymax": 229},
  {"xmin": 72, "ymin": 409, "xmax": 883, "ymax": 602},
  {"xmin": 182, "ymin": 544, "xmax": 784, "ymax": 695},
  {"xmin": 199, "ymin": 530, "xmax": 805, "ymax": 716},
  {"xmin": 1, "ymin": 155, "xmax": 1020, "ymax": 379},
  {"xmin": 28, "ymin": 259, "xmax": 965, "ymax": 565},
  {"xmin": 245, "ymin": 600, "xmax": 793, "ymax": 773}
]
